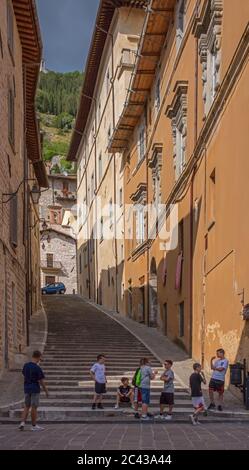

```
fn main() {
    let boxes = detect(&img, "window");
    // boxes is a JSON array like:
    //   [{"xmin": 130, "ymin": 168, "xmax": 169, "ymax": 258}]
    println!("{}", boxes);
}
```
[
  {"xmin": 163, "ymin": 303, "xmax": 168, "ymax": 336},
  {"xmin": 136, "ymin": 206, "xmax": 145, "ymax": 245},
  {"xmin": 179, "ymin": 219, "xmax": 184, "ymax": 253},
  {"xmin": 179, "ymin": 302, "xmax": 184, "ymax": 337},
  {"xmin": 119, "ymin": 187, "xmax": 123, "ymax": 207},
  {"xmin": 84, "ymin": 247, "xmax": 88, "ymax": 267},
  {"xmin": 79, "ymin": 253, "xmax": 82, "ymax": 274},
  {"xmin": 47, "ymin": 253, "xmax": 54, "ymax": 268},
  {"xmin": 208, "ymin": 168, "xmax": 216, "ymax": 227},
  {"xmin": 98, "ymin": 102, "xmax": 101, "ymax": 125},
  {"xmin": 10, "ymin": 194, "xmax": 18, "ymax": 246},
  {"xmin": 176, "ymin": 126, "xmax": 185, "ymax": 176},
  {"xmin": 193, "ymin": 0, "xmax": 223, "ymax": 117},
  {"xmin": 166, "ymin": 81, "xmax": 188, "ymax": 181},
  {"xmin": 12, "ymin": 282, "xmax": 17, "ymax": 347},
  {"xmin": 0, "ymin": 29, "xmax": 3, "ymax": 58},
  {"xmin": 108, "ymin": 126, "xmax": 111, "ymax": 147},
  {"xmin": 120, "ymin": 244, "xmax": 124, "ymax": 259},
  {"xmin": 155, "ymin": 77, "xmax": 161, "ymax": 113},
  {"xmin": 138, "ymin": 122, "xmax": 146, "ymax": 162},
  {"xmin": 91, "ymin": 173, "xmax": 95, "ymax": 201},
  {"xmin": 7, "ymin": 1, "xmax": 14, "ymax": 57},
  {"xmin": 107, "ymin": 266, "xmax": 111, "ymax": 287},
  {"xmin": 211, "ymin": 45, "xmax": 217, "ymax": 101},
  {"xmin": 8, "ymin": 87, "xmax": 15, "ymax": 146},
  {"xmin": 176, "ymin": 0, "xmax": 186, "ymax": 51},
  {"xmin": 98, "ymin": 153, "xmax": 102, "ymax": 182},
  {"xmin": 109, "ymin": 199, "xmax": 113, "ymax": 228},
  {"xmin": 63, "ymin": 181, "xmax": 69, "ymax": 195},
  {"xmin": 106, "ymin": 68, "xmax": 110, "ymax": 97},
  {"xmin": 100, "ymin": 217, "xmax": 104, "ymax": 241}
]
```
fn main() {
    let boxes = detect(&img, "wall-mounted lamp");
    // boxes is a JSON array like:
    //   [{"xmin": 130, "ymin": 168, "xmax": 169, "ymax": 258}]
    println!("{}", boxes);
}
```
[{"xmin": 2, "ymin": 179, "xmax": 41, "ymax": 204}]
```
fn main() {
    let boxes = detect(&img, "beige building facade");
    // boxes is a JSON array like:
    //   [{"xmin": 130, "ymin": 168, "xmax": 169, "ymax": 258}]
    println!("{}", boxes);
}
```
[{"xmin": 0, "ymin": 0, "xmax": 48, "ymax": 373}]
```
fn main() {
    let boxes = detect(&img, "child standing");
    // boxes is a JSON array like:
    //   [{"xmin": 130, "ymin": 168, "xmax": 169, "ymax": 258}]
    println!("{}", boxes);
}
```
[
  {"xmin": 189, "ymin": 363, "xmax": 207, "ymax": 425},
  {"xmin": 140, "ymin": 358, "xmax": 158, "ymax": 421},
  {"xmin": 132, "ymin": 360, "xmax": 143, "ymax": 419},
  {"xmin": 90, "ymin": 354, "xmax": 107, "ymax": 410},
  {"xmin": 19, "ymin": 350, "xmax": 48, "ymax": 431},
  {"xmin": 156, "ymin": 360, "xmax": 175, "ymax": 421}
]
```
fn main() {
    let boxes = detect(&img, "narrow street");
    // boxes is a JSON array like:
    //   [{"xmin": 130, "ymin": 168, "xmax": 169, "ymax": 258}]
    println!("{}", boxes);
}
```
[{"xmin": 12, "ymin": 295, "xmax": 192, "ymax": 420}]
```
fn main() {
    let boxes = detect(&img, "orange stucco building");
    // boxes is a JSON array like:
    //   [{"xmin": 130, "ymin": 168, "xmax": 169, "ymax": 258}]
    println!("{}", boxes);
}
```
[{"xmin": 69, "ymin": 0, "xmax": 249, "ymax": 378}]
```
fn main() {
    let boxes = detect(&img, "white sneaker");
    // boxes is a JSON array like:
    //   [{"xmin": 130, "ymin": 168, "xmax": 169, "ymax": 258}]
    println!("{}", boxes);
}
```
[
  {"xmin": 141, "ymin": 415, "xmax": 151, "ymax": 421},
  {"xmin": 31, "ymin": 425, "xmax": 44, "ymax": 431},
  {"xmin": 155, "ymin": 414, "xmax": 165, "ymax": 420},
  {"xmin": 164, "ymin": 415, "xmax": 173, "ymax": 421},
  {"xmin": 19, "ymin": 423, "xmax": 25, "ymax": 431},
  {"xmin": 189, "ymin": 415, "xmax": 197, "ymax": 426},
  {"xmin": 114, "ymin": 404, "xmax": 119, "ymax": 409}
]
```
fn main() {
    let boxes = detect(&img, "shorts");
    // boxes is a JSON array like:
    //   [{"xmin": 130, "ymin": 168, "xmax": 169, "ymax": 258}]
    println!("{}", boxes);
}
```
[
  {"xmin": 160, "ymin": 392, "xmax": 174, "ymax": 405},
  {"xmin": 95, "ymin": 382, "xmax": 106, "ymax": 395},
  {"xmin": 120, "ymin": 396, "xmax": 131, "ymax": 403},
  {"xmin": 134, "ymin": 387, "xmax": 142, "ymax": 403},
  {"xmin": 141, "ymin": 388, "xmax": 150, "ymax": 405},
  {"xmin": 192, "ymin": 396, "xmax": 205, "ymax": 409},
  {"xmin": 25, "ymin": 393, "xmax": 40, "ymax": 408},
  {"xmin": 209, "ymin": 379, "xmax": 224, "ymax": 395}
]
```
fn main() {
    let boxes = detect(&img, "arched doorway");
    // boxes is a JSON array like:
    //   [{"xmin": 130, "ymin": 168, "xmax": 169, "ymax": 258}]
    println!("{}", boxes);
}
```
[{"xmin": 149, "ymin": 257, "xmax": 158, "ymax": 327}]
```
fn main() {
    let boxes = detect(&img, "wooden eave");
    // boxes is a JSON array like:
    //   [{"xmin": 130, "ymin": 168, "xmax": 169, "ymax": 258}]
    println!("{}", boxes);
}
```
[
  {"xmin": 13, "ymin": 0, "xmax": 48, "ymax": 188},
  {"xmin": 67, "ymin": 0, "xmax": 149, "ymax": 162},
  {"xmin": 109, "ymin": 0, "xmax": 176, "ymax": 153}
]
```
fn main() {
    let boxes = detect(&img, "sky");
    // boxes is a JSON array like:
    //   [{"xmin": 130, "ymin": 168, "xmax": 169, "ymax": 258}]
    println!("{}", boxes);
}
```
[{"xmin": 36, "ymin": 0, "xmax": 100, "ymax": 73}]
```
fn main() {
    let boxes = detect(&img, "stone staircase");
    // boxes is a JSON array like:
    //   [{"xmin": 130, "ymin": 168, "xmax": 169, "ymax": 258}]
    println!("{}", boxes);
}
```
[{"xmin": 10, "ymin": 296, "xmax": 194, "ymax": 422}]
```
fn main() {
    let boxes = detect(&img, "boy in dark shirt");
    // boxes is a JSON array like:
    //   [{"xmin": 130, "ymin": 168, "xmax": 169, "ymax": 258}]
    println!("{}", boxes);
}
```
[
  {"xmin": 189, "ymin": 363, "xmax": 206, "ymax": 425},
  {"xmin": 19, "ymin": 350, "xmax": 48, "ymax": 431},
  {"xmin": 115, "ymin": 377, "xmax": 133, "ymax": 409}
]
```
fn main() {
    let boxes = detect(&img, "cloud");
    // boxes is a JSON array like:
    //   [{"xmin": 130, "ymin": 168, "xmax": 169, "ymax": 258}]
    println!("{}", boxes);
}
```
[{"xmin": 36, "ymin": 0, "xmax": 99, "ymax": 72}]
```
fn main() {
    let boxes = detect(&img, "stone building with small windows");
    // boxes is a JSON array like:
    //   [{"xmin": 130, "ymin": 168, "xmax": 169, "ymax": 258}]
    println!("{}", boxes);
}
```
[
  {"xmin": 0, "ymin": 0, "xmax": 48, "ymax": 374},
  {"xmin": 39, "ymin": 170, "xmax": 77, "ymax": 294}
]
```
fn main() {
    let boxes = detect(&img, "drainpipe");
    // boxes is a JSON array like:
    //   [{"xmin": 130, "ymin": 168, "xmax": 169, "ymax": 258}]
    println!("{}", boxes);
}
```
[
  {"xmin": 145, "ymin": 101, "xmax": 150, "ymax": 327},
  {"xmin": 23, "ymin": 65, "xmax": 30, "ymax": 347},
  {"xmin": 189, "ymin": 1, "xmax": 200, "ymax": 355}
]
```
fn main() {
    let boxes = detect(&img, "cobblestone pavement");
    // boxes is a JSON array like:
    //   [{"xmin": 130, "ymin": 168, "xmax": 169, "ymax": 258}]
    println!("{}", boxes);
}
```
[{"xmin": 0, "ymin": 423, "xmax": 249, "ymax": 450}]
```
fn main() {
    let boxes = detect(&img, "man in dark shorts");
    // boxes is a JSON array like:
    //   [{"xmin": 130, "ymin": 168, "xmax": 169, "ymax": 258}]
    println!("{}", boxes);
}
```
[
  {"xmin": 208, "ymin": 349, "xmax": 229, "ymax": 411},
  {"xmin": 156, "ymin": 360, "xmax": 174, "ymax": 421},
  {"xmin": 189, "ymin": 363, "xmax": 207, "ymax": 425},
  {"xmin": 19, "ymin": 350, "xmax": 48, "ymax": 431},
  {"xmin": 90, "ymin": 354, "xmax": 107, "ymax": 410}
]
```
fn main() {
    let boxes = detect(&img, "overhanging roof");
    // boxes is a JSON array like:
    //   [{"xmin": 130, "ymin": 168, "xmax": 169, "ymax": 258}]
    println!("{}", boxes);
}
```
[
  {"xmin": 67, "ymin": 0, "xmax": 149, "ymax": 162},
  {"xmin": 13, "ymin": 0, "xmax": 48, "ymax": 188},
  {"xmin": 109, "ymin": 0, "xmax": 176, "ymax": 152}
]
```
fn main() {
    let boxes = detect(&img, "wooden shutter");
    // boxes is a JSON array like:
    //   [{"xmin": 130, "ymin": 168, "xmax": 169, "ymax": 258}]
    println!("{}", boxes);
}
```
[{"xmin": 10, "ymin": 194, "xmax": 18, "ymax": 246}]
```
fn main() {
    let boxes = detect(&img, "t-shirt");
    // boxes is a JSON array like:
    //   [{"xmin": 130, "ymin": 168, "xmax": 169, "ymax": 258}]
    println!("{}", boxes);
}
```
[
  {"xmin": 91, "ymin": 363, "xmax": 106, "ymax": 383},
  {"xmin": 22, "ymin": 362, "xmax": 45, "ymax": 394},
  {"xmin": 119, "ymin": 385, "xmax": 131, "ymax": 396},
  {"xmin": 190, "ymin": 372, "xmax": 204, "ymax": 397},
  {"xmin": 212, "ymin": 358, "xmax": 229, "ymax": 382},
  {"xmin": 140, "ymin": 365, "xmax": 153, "ymax": 389},
  {"xmin": 163, "ymin": 369, "xmax": 174, "ymax": 393}
]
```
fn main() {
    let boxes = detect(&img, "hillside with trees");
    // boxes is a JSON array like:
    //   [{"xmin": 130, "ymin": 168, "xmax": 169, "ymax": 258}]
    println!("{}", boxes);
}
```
[{"xmin": 36, "ymin": 71, "xmax": 83, "ymax": 173}]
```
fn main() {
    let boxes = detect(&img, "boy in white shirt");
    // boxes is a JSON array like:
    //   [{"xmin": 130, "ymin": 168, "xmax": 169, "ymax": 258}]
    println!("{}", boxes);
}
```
[
  {"xmin": 208, "ymin": 349, "xmax": 229, "ymax": 411},
  {"xmin": 90, "ymin": 354, "xmax": 107, "ymax": 410}
]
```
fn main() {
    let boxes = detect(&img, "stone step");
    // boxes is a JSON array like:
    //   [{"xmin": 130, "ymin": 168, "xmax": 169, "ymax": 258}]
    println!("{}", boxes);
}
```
[
  {"xmin": 46, "ymin": 385, "xmax": 187, "ymax": 392},
  {"xmin": 39, "ymin": 399, "xmax": 192, "ymax": 408},
  {"xmin": 10, "ymin": 407, "xmax": 195, "ymax": 420},
  {"xmin": 42, "ymin": 368, "xmax": 165, "ymax": 373},
  {"xmin": 41, "ymin": 390, "xmax": 189, "ymax": 399}
]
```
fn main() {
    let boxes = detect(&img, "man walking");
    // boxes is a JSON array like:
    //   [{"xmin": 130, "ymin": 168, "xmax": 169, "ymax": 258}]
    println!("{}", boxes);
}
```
[
  {"xmin": 19, "ymin": 350, "xmax": 48, "ymax": 431},
  {"xmin": 208, "ymin": 348, "xmax": 229, "ymax": 411}
]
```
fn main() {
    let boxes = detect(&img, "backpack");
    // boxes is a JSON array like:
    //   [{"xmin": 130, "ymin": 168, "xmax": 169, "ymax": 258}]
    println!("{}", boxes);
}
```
[{"xmin": 132, "ymin": 367, "xmax": 142, "ymax": 387}]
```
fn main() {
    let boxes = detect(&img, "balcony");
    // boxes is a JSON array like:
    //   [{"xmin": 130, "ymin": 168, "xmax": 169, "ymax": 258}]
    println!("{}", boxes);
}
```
[
  {"xmin": 55, "ymin": 191, "xmax": 77, "ymax": 202},
  {"xmin": 40, "ymin": 260, "xmax": 62, "ymax": 272}
]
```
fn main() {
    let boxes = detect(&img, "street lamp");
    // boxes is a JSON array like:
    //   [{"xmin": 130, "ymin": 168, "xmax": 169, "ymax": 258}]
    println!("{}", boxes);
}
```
[{"xmin": 2, "ymin": 178, "xmax": 41, "ymax": 204}]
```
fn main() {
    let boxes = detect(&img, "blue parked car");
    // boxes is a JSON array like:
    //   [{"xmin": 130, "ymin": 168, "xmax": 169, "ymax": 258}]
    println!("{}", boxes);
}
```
[{"xmin": 42, "ymin": 282, "xmax": 66, "ymax": 295}]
